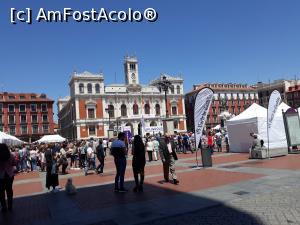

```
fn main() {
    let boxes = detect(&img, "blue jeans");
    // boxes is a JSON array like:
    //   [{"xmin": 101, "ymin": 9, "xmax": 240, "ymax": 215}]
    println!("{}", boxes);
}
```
[
  {"xmin": 114, "ymin": 157, "xmax": 127, "ymax": 190},
  {"xmin": 31, "ymin": 158, "xmax": 37, "ymax": 171}
]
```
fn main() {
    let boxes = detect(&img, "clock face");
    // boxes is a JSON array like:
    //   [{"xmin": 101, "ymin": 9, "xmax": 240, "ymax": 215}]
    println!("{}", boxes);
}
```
[{"xmin": 131, "ymin": 73, "xmax": 135, "ymax": 80}]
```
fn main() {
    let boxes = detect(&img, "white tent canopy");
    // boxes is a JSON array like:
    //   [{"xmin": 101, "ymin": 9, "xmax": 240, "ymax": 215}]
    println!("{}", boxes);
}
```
[
  {"xmin": 226, "ymin": 103, "xmax": 289, "ymax": 156},
  {"xmin": 0, "ymin": 131, "xmax": 24, "ymax": 146},
  {"xmin": 36, "ymin": 135, "xmax": 66, "ymax": 143}
]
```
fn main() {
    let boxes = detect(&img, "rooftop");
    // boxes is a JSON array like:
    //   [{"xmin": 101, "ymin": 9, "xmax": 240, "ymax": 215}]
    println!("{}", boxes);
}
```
[{"xmin": 0, "ymin": 92, "xmax": 54, "ymax": 102}]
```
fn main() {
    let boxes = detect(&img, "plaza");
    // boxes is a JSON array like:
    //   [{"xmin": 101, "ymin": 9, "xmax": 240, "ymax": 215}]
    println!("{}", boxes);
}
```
[{"xmin": 1, "ymin": 151, "xmax": 300, "ymax": 225}]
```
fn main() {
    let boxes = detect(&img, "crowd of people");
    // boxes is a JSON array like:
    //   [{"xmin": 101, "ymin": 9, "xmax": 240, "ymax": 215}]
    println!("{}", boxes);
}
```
[{"xmin": 0, "ymin": 129, "xmax": 230, "ymax": 213}]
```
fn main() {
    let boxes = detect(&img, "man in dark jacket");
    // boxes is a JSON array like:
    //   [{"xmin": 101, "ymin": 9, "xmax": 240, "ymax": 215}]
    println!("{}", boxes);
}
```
[
  {"xmin": 111, "ymin": 132, "xmax": 128, "ymax": 192},
  {"xmin": 96, "ymin": 139, "xmax": 105, "ymax": 174},
  {"xmin": 158, "ymin": 134, "xmax": 179, "ymax": 185}
]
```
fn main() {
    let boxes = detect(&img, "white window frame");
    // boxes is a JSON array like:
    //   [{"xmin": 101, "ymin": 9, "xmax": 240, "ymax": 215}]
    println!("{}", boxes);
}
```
[
  {"xmin": 41, "ymin": 103, "xmax": 48, "ymax": 112},
  {"xmin": 19, "ymin": 104, "xmax": 26, "ymax": 112},
  {"xmin": 9, "ymin": 126, "xmax": 16, "ymax": 135},
  {"xmin": 32, "ymin": 125, "xmax": 39, "ymax": 134},
  {"xmin": 43, "ymin": 125, "xmax": 49, "ymax": 133},
  {"xmin": 21, "ymin": 125, "xmax": 27, "ymax": 134},
  {"xmin": 8, "ymin": 115, "xmax": 15, "ymax": 124},
  {"xmin": 42, "ymin": 114, "xmax": 48, "ymax": 122},
  {"xmin": 87, "ymin": 107, "xmax": 96, "ymax": 119},
  {"xmin": 30, "ymin": 104, "xmax": 37, "ymax": 112},
  {"xmin": 8, "ymin": 104, "xmax": 15, "ymax": 113},
  {"xmin": 31, "ymin": 114, "xmax": 38, "ymax": 123},
  {"xmin": 20, "ymin": 114, "xmax": 27, "ymax": 123},
  {"xmin": 88, "ymin": 125, "xmax": 96, "ymax": 136}
]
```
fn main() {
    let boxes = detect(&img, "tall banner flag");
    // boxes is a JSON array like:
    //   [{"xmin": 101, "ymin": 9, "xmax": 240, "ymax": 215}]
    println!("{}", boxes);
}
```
[
  {"xmin": 194, "ymin": 88, "xmax": 214, "ymax": 149},
  {"xmin": 267, "ymin": 90, "xmax": 282, "ymax": 158},
  {"xmin": 267, "ymin": 90, "xmax": 282, "ymax": 129},
  {"xmin": 141, "ymin": 115, "xmax": 146, "ymax": 132}
]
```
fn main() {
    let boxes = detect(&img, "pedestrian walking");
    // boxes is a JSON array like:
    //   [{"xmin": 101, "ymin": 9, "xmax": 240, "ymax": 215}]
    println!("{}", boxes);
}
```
[
  {"xmin": 215, "ymin": 131, "xmax": 222, "ymax": 152},
  {"xmin": 96, "ymin": 139, "xmax": 105, "ymax": 174},
  {"xmin": 152, "ymin": 137, "xmax": 159, "ymax": 161},
  {"xmin": 158, "ymin": 135, "xmax": 179, "ymax": 185},
  {"xmin": 111, "ymin": 132, "xmax": 128, "ymax": 193},
  {"xmin": 0, "ymin": 144, "xmax": 16, "ymax": 212},
  {"xmin": 145, "ymin": 138, "xmax": 154, "ymax": 162},
  {"xmin": 132, "ymin": 135, "xmax": 146, "ymax": 192}
]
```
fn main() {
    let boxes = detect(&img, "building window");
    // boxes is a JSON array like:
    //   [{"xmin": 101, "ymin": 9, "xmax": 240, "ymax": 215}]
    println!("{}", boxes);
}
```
[
  {"xmin": 20, "ymin": 95, "xmax": 25, "ymax": 100},
  {"xmin": 174, "ymin": 120, "xmax": 179, "ymax": 129},
  {"xmin": 32, "ymin": 125, "xmax": 39, "ymax": 134},
  {"xmin": 177, "ymin": 85, "xmax": 181, "ymax": 94},
  {"xmin": 31, "ymin": 104, "xmax": 37, "ymax": 112},
  {"xmin": 144, "ymin": 104, "xmax": 150, "ymax": 114},
  {"xmin": 8, "ymin": 115, "xmax": 15, "ymax": 124},
  {"xmin": 31, "ymin": 95, "xmax": 36, "ymax": 99},
  {"xmin": 32, "ymin": 115, "xmax": 38, "ymax": 123},
  {"xmin": 87, "ymin": 108, "xmax": 95, "ymax": 119},
  {"xmin": 0, "ymin": 125, "xmax": 3, "ymax": 132},
  {"xmin": 0, "ymin": 104, "xmax": 2, "ymax": 113},
  {"xmin": 41, "ymin": 104, "xmax": 47, "ymax": 112},
  {"xmin": 0, "ymin": 115, "xmax": 2, "ymax": 124},
  {"xmin": 130, "ymin": 63, "xmax": 136, "ymax": 70},
  {"xmin": 155, "ymin": 104, "xmax": 160, "ymax": 115},
  {"xmin": 133, "ymin": 104, "xmax": 139, "ymax": 115},
  {"xmin": 172, "ymin": 106, "xmax": 177, "ymax": 115},
  {"xmin": 9, "ymin": 126, "xmax": 15, "ymax": 135},
  {"xmin": 21, "ymin": 126, "xmax": 27, "ymax": 135},
  {"xmin": 43, "ymin": 125, "xmax": 49, "ymax": 134},
  {"xmin": 170, "ymin": 86, "xmax": 175, "ymax": 94},
  {"xmin": 8, "ymin": 104, "xmax": 15, "ymax": 113},
  {"xmin": 95, "ymin": 84, "xmax": 100, "ymax": 93},
  {"xmin": 89, "ymin": 126, "xmax": 96, "ymax": 136},
  {"xmin": 19, "ymin": 104, "xmax": 26, "ymax": 112},
  {"xmin": 20, "ymin": 115, "xmax": 27, "ymax": 123},
  {"xmin": 87, "ymin": 83, "xmax": 93, "ymax": 94},
  {"xmin": 108, "ymin": 105, "xmax": 115, "ymax": 118},
  {"xmin": 121, "ymin": 104, "xmax": 127, "ymax": 117},
  {"xmin": 8, "ymin": 95, "xmax": 15, "ymax": 100},
  {"xmin": 79, "ymin": 83, "xmax": 84, "ymax": 93},
  {"xmin": 42, "ymin": 115, "xmax": 48, "ymax": 122},
  {"xmin": 150, "ymin": 121, "xmax": 157, "ymax": 127}
]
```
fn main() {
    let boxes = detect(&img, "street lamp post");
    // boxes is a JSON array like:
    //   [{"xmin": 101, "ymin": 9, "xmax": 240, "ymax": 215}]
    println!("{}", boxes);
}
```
[
  {"xmin": 105, "ymin": 107, "xmax": 112, "ymax": 138},
  {"xmin": 154, "ymin": 75, "xmax": 173, "ymax": 135},
  {"xmin": 156, "ymin": 75, "xmax": 172, "ymax": 118}
]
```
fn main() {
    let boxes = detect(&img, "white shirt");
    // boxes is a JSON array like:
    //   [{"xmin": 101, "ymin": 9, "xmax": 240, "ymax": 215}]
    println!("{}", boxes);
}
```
[
  {"xmin": 60, "ymin": 148, "xmax": 66, "ymax": 157},
  {"xmin": 30, "ymin": 150, "xmax": 37, "ymax": 159},
  {"xmin": 146, "ymin": 141, "xmax": 154, "ymax": 151},
  {"xmin": 87, "ymin": 147, "xmax": 94, "ymax": 158}
]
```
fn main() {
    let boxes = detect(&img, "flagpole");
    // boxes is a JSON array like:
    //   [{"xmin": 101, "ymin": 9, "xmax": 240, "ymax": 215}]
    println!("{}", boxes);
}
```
[{"xmin": 267, "ymin": 112, "xmax": 270, "ymax": 159}]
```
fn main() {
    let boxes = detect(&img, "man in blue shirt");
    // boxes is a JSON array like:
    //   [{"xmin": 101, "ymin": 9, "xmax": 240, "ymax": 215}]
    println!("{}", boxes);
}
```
[{"xmin": 111, "ymin": 132, "xmax": 128, "ymax": 193}]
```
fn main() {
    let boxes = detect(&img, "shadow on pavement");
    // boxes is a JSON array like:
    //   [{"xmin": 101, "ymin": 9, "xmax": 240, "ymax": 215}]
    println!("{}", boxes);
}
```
[{"xmin": 0, "ymin": 177, "xmax": 264, "ymax": 225}]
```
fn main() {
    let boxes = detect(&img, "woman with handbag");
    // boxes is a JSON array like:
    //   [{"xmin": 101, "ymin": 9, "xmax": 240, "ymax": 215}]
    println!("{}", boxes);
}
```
[{"xmin": 45, "ymin": 145, "xmax": 59, "ymax": 193}]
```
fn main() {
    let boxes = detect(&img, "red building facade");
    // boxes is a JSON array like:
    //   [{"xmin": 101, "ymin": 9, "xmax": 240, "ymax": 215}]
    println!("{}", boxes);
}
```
[
  {"xmin": 286, "ymin": 85, "xmax": 300, "ymax": 109},
  {"xmin": 0, "ymin": 92, "xmax": 55, "ymax": 142},
  {"xmin": 185, "ymin": 83, "xmax": 258, "ymax": 131}
]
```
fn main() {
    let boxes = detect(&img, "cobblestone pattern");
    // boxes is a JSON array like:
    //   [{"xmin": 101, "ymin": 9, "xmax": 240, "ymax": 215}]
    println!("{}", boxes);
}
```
[{"xmin": 139, "ymin": 184, "xmax": 300, "ymax": 225}]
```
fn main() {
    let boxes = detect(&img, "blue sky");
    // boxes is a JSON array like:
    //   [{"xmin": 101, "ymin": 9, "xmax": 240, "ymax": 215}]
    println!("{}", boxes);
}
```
[{"xmin": 1, "ymin": 0, "xmax": 300, "ymax": 120}]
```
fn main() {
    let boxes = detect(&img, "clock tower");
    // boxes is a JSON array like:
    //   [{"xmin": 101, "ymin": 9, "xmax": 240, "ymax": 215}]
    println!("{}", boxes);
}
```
[{"xmin": 124, "ymin": 56, "xmax": 139, "ymax": 85}]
